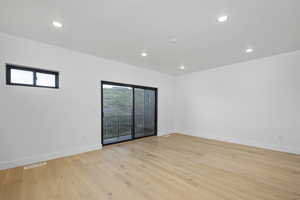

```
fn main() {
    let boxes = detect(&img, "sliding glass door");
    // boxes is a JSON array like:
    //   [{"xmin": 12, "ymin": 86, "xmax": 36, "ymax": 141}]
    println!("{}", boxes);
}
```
[
  {"xmin": 134, "ymin": 88, "xmax": 156, "ymax": 138},
  {"xmin": 102, "ymin": 84, "xmax": 133, "ymax": 144},
  {"xmin": 101, "ymin": 81, "xmax": 157, "ymax": 145}
]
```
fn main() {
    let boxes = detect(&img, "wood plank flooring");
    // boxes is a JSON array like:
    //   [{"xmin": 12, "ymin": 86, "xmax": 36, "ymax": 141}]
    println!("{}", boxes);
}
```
[{"xmin": 0, "ymin": 133, "xmax": 300, "ymax": 200}]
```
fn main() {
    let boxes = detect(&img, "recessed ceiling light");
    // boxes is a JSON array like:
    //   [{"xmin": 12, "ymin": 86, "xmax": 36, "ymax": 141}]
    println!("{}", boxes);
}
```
[
  {"xmin": 141, "ymin": 52, "xmax": 148, "ymax": 57},
  {"xmin": 245, "ymin": 48, "xmax": 253, "ymax": 53},
  {"xmin": 217, "ymin": 15, "xmax": 228, "ymax": 23},
  {"xmin": 180, "ymin": 65, "xmax": 185, "ymax": 70},
  {"xmin": 170, "ymin": 38, "xmax": 177, "ymax": 44},
  {"xmin": 52, "ymin": 21, "xmax": 63, "ymax": 28}
]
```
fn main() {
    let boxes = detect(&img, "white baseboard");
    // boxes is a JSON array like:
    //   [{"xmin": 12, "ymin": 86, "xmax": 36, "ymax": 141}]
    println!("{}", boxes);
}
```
[
  {"xmin": 158, "ymin": 130, "xmax": 176, "ymax": 136},
  {"xmin": 0, "ymin": 144, "xmax": 102, "ymax": 171},
  {"xmin": 181, "ymin": 132, "xmax": 300, "ymax": 155}
]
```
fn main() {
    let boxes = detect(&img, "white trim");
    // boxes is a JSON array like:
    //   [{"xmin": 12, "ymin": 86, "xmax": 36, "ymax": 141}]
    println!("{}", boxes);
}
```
[
  {"xmin": 0, "ymin": 144, "xmax": 101, "ymax": 170},
  {"xmin": 157, "ymin": 131, "xmax": 174, "ymax": 136},
  {"xmin": 181, "ymin": 132, "xmax": 300, "ymax": 155}
]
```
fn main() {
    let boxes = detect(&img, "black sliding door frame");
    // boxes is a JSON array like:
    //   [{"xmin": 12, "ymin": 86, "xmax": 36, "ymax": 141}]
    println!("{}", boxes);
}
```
[{"xmin": 101, "ymin": 81, "xmax": 158, "ymax": 146}]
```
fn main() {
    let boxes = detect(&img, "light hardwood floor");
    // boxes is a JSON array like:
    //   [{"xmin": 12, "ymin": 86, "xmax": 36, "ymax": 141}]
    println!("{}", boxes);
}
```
[{"xmin": 1, "ymin": 133, "xmax": 300, "ymax": 200}]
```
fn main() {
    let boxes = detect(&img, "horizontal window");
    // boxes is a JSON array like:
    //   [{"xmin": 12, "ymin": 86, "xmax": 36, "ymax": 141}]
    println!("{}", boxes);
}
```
[
  {"xmin": 10, "ymin": 68, "xmax": 34, "ymax": 85},
  {"xmin": 36, "ymin": 72, "xmax": 56, "ymax": 87},
  {"xmin": 6, "ymin": 64, "xmax": 59, "ymax": 89}
]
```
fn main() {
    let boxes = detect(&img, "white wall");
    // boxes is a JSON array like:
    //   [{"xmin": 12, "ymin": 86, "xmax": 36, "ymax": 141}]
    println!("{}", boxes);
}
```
[
  {"xmin": 0, "ymin": 32, "xmax": 176, "ymax": 170},
  {"xmin": 175, "ymin": 51, "xmax": 300, "ymax": 154},
  {"xmin": 1, "ymin": 31, "xmax": 299, "ymax": 171}
]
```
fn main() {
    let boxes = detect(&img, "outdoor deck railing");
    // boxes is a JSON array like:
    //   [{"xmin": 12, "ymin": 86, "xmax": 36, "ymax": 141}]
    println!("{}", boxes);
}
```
[
  {"xmin": 103, "ymin": 115, "xmax": 132, "ymax": 139},
  {"xmin": 103, "ymin": 115, "xmax": 154, "ymax": 139}
]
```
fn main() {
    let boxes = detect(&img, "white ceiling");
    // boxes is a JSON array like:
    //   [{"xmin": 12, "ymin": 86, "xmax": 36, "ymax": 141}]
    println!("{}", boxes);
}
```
[{"xmin": 0, "ymin": 0, "xmax": 299, "ymax": 75}]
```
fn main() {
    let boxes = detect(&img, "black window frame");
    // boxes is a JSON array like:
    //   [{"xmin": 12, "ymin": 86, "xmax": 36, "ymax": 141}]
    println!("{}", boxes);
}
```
[
  {"xmin": 101, "ymin": 80, "xmax": 158, "ymax": 146},
  {"xmin": 6, "ymin": 64, "xmax": 59, "ymax": 89}
]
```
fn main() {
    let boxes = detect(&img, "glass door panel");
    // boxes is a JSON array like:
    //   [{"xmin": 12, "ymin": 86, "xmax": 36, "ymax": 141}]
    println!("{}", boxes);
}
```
[
  {"xmin": 102, "ymin": 84, "xmax": 133, "ymax": 145},
  {"xmin": 134, "ymin": 88, "xmax": 156, "ymax": 138}
]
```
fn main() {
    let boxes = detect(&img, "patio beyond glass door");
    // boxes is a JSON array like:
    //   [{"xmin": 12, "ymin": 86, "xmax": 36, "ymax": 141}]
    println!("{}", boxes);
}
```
[{"xmin": 102, "ymin": 81, "xmax": 157, "ymax": 145}]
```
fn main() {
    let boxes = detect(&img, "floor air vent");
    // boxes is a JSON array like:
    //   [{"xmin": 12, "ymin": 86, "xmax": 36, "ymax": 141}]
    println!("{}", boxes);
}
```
[
  {"xmin": 24, "ymin": 162, "xmax": 47, "ymax": 170},
  {"xmin": 162, "ymin": 134, "xmax": 171, "ymax": 137}
]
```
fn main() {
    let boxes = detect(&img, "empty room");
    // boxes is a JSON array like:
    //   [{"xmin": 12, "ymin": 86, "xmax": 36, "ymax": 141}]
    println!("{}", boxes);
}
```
[{"xmin": 0, "ymin": 0, "xmax": 300, "ymax": 199}]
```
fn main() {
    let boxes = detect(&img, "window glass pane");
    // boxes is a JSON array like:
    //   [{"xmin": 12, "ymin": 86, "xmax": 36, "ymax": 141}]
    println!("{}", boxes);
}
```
[
  {"xmin": 36, "ymin": 72, "xmax": 56, "ymax": 87},
  {"xmin": 11, "ymin": 69, "xmax": 34, "ymax": 85},
  {"xmin": 102, "ymin": 84, "xmax": 133, "ymax": 144},
  {"xmin": 134, "ymin": 88, "xmax": 156, "ymax": 138}
]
